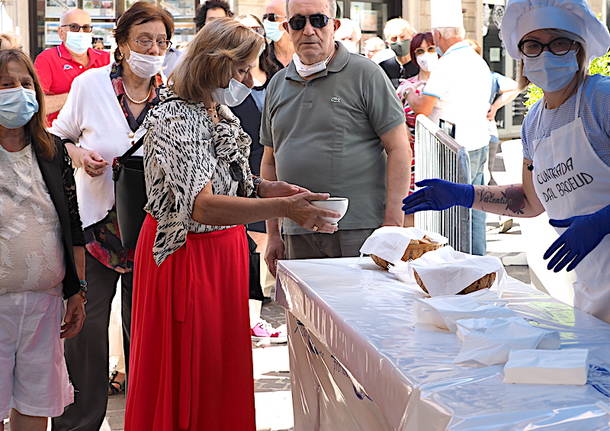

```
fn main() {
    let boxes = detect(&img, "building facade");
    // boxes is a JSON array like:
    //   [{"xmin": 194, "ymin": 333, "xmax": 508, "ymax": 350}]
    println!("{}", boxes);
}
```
[{"xmin": 4, "ymin": 0, "xmax": 609, "ymax": 137}]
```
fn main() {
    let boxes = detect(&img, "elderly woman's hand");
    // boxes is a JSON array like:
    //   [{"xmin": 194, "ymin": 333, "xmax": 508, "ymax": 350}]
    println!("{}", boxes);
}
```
[
  {"xmin": 61, "ymin": 294, "xmax": 86, "ymax": 339},
  {"xmin": 284, "ymin": 192, "xmax": 340, "ymax": 234},
  {"xmin": 78, "ymin": 147, "xmax": 109, "ymax": 177},
  {"xmin": 258, "ymin": 179, "xmax": 309, "ymax": 198}
]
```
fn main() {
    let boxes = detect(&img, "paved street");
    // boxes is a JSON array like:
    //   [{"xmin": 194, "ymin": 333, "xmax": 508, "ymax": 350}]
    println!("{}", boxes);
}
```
[{"xmin": 4, "ymin": 143, "xmax": 531, "ymax": 431}]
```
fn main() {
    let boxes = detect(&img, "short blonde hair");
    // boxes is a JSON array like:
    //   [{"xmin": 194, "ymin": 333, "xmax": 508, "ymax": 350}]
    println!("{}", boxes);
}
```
[
  {"xmin": 383, "ymin": 18, "xmax": 416, "ymax": 42},
  {"xmin": 171, "ymin": 17, "xmax": 264, "ymax": 102},
  {"xmin": 0, "ymin": 33, "xmax": 19, "ymax": 50}
]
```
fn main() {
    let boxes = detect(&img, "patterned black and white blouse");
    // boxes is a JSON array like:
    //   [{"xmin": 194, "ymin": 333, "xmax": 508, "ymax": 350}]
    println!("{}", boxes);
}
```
[{"xmin": 142, "ymin": 89, "xmax": 254, "ymax": 265}]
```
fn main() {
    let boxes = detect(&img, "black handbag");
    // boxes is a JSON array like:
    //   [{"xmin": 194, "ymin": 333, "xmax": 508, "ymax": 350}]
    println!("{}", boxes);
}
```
[{"xmin": 112, "ymin": 136, "xmax": 146, "ymax": 249}]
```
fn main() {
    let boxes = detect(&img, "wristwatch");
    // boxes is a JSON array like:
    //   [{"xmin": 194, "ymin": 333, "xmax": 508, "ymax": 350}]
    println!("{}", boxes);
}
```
[
  {"xmin": 78, "ymin": 279, "xmax": 88, "ymax": 304},
  {"xmin": 253, "ymin": 176, "xmax": 264, "ymax": 197}
]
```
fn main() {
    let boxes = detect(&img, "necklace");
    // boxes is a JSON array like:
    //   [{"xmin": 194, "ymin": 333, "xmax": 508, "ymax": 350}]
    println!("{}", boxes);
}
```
[{"xmin": 123, "ymin": 83, "xmax": 153, "ymax": 104}]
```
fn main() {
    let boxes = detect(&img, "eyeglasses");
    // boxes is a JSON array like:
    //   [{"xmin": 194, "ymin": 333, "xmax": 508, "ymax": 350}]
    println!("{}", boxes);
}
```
[
  {"xmin": 518, "ymin": 37, "xmax": 577, "ymax": 58},
  {"xmin": 133, "ymin": 38, "xmax": 172, "ymax": 50},
  {"xmin": 288, "ymin": 14, "xmax": 330, "ymax": 31},
  {"xmin": 414, "ymin": 46, "xmax": 437, "ymax": 56},
  {"xmin": 262, "ymin": 13, "xmax": 286, "ymax": 22},
  {"xmin": 61, "ymin": 23, "xmax": 94, "ymax": 33}
]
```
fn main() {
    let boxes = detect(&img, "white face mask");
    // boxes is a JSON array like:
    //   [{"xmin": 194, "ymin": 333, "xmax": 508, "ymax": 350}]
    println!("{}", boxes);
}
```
[
  {"xmin": 65, "ymin": 31, "xmax": 92, "ymax": 55},
  {"xmin": 263, "ymin": 20, "xmax": 284, "ymax": 43},
  {"xmin": 0, "ymin": 87, "xmax": 39, "ymax": 129},
  {"xmin": 125, "ymin": 49, "xmax": 165, "ymax": 79},
  {"xmin": 292, "ymin": 53, "xmax": 332, "ymax": 78},
  {"xmin": 212, "ymin": 78, "xmax": 252, "ymax": 107},
  {"xmin": 523, "ymin": 50, "xmax": 579, "ymax": 92},
  {"xmin": 416, "ymin": 52, "xmax": 439, "ymax": 72}
]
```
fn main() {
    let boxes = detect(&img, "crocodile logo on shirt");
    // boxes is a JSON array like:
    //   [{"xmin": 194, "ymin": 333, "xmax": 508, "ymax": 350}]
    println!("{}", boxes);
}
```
[
  {"xmin": 330, "ymin": 96, "xmax": 341, "ymax": 103},
  {"xmin": 63, "ymin": 64, "xmax": 74, "ymax": 71}
]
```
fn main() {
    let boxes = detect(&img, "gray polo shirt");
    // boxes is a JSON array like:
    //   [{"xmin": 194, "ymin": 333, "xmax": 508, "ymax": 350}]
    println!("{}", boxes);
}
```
[{"xmin": 261, "ymin": 43, "xmax": 404, "ymax": 234}]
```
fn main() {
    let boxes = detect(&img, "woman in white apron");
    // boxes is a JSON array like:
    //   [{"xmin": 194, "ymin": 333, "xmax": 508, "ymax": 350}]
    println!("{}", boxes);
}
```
[{"xmin": 401, "ymin": 0, "xmax": 610, "ymax": 323}]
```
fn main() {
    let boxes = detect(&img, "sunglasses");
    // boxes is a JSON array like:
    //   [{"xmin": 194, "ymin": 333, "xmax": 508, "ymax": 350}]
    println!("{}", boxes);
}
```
[
  {"xmin": 61, "ymin": 23, "xmax": 94, "ymax": 33},
  {"xmin": 288, "ymin": 14, "xmax": 330, "ymax": 31},
  {"xmin": 262, "ymin": 13, "xmax": 286, "ymax": 22},
  {"xmin": 414, "ymin": 46, "xmax": 437, "ymax": 56}
]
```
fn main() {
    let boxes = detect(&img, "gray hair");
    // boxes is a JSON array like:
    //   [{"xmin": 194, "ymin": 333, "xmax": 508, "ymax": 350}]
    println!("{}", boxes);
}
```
[
  {"xmin": 60, "ymin": 8, "xmax": 89, "ymax": 25},
  {"xmin": 434, "ymin": 26, "xmax": 466, "ymax": 40},
  {"xmin": 286, "ymin": 0, "xmax": 337, "ymax": 19}
]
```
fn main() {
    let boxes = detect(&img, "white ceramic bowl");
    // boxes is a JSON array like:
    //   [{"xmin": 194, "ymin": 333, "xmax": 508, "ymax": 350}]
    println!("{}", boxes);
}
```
[{"xmin": 310, "ymin": 197, "xmax": 349, "ymax": 225}]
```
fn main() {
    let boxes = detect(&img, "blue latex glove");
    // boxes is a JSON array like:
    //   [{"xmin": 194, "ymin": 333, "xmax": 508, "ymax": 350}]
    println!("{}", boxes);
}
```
[
  {"xmin": 402, "ymin": 179, "xmax": 474, "ymax": 214},
  {"xmin": 544, "ymin": 203, "xmax": 610, "ymax": 272}
]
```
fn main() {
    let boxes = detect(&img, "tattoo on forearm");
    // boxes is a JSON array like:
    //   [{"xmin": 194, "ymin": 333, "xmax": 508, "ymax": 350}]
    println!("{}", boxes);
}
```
[{"xmin": 478, "ymin": 186, "xmax": 526, "ymax": 215}]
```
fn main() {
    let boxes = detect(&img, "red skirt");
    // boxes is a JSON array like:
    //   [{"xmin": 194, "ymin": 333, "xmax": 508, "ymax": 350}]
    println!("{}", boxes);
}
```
[{"xmin": 125, "ymin": 215, "xmax": 255, "ymax": 431}]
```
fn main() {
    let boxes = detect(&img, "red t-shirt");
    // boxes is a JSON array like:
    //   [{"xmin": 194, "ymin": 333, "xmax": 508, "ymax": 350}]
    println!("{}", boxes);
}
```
[{"xmin": 34, "ymin": 43, "xmax": 110, "ymax": 125}]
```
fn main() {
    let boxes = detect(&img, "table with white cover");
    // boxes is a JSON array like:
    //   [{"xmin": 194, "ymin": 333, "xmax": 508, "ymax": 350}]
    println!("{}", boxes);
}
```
[{"xmin": 276, "ymin": 257, "xmax": 610, "ymax": 431}]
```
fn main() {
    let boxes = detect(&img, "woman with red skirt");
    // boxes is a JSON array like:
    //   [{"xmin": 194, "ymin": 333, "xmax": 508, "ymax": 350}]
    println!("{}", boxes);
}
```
[{"xmin": 124, "ymin": 18, "xmax": 340, "ymax": 431}]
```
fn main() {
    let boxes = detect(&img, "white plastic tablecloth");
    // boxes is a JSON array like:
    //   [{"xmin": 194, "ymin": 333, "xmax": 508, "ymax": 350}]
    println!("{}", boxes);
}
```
[{"xmin": 276, "ymin": 257, "xmax": 610, "ymax": 431}]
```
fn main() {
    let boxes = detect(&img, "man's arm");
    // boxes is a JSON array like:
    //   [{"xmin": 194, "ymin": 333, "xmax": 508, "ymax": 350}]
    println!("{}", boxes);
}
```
[
  {"xmin": 45, "ymin": 93, "xmax": 69, "ymax": 117},
  {"xmin": 380, "ymin": 123, "xmax": 412, "ymax": 226},
  {"xmin": 405, "ymin": 92, "xmax": 438, "ymax": 117},
  {"xmin": 261, "ymin": 146, "xmax": 285, "ymax": 276}
]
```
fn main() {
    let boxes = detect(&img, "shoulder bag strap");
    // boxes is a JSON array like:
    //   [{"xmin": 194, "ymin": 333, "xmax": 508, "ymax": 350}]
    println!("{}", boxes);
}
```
[{"xmin": 116, "ymin": 96, "xmax": 186, "ymax": 162}]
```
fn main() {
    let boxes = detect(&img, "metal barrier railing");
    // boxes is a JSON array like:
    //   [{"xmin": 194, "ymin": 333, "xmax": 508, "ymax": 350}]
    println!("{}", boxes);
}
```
[{"xmin": 414, "ymin": 114, "xmax": 472, "ymax": 254}]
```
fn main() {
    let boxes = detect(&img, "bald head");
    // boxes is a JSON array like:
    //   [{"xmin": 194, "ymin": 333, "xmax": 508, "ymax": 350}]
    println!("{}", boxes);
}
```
[
  {"xmin": 266, "ymin": 0, "xmax": 285, "ymax": 16},
  {"xmin": 60, "ymin": 9, "xmax": 91, "ymax": 26},
  {"xmin": 58, "ymin": 8, "xmax": 92, "ymax": 45}
]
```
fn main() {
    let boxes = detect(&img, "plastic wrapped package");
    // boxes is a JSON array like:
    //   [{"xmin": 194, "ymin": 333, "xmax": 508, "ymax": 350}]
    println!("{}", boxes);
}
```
[{"xmin": 276, "ymin": 257, "xmax": 610, "ymax": 431}]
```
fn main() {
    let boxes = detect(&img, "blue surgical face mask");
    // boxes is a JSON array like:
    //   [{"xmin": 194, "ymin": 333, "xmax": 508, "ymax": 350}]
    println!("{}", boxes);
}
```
[
  {"xmin": 212, "ymin": 78, "xmax": 252, "ymax": 107},
  {"xmin": 523, "ymin": 50, "xmax": 579, "ymax": 92},
  {"xmin": 263, "ymin": 19, "xmax": 284, "ymax": 43},
  {"xmin": 65, "ymin": 31, "xmax": 92, "ymax": 55},
  {"xmin": 0, "ymin": 87, "xmax": 39, "ymax": 129}
]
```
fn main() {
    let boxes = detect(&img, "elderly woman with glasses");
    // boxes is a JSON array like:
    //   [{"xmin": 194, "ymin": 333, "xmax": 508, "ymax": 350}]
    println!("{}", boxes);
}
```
[
  {"xmin": 48, "ymin": 2, "xmax": 173, "ymax": 430},
  {"xmin": 402, "ymin": 0, "xmax": 610, "ymax": 323},
  {"xmin": 124, "ymin": 17, "xmax": 338, "ymax": 431}
]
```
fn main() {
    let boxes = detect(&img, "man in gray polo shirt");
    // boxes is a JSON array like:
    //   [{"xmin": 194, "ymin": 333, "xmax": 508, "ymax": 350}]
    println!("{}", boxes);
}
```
[{"xmin": 260, "ymin": 0, "xmax": 411, "ymax": 274}]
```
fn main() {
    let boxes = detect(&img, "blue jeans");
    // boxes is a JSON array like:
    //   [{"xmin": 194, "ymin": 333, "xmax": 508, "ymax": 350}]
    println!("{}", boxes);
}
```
[{"xmin": 469, "ymin": 146, "xmax": 489, "ymax": 256}]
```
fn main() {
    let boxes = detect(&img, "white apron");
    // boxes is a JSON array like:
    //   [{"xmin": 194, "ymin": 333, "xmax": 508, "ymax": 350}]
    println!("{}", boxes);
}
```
[{"xmin": 532, "ymin": 80, "xmax": 610, "ymax": 323}]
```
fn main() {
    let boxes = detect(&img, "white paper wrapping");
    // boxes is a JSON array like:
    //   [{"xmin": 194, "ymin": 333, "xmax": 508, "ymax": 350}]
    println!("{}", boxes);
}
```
[
  {"xmin": 504, "ymin": 349, "xmax": 590, "ymax": 385},
  {"xmin": 410, "ymin": 247, "xmax": 506, "ymax": 296},
  {"xmin": 276, "ymin": 257, "xmax": 610, "ymax": 430},
  {"xmin": 416, "ymin": 289, "xmax": 515, "ymax": 332},
  {"xmin": 454, "ymin": 317, "xmax": 561, "ymax": 366},
  {"xmin": 359, "ymin": 227, "xmax": 447, "ymax": 265}
]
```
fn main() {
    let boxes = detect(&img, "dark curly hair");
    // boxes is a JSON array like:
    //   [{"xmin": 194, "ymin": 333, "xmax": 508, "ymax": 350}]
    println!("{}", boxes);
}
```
[{"xmin": 195, "ymin": 0, "xmax": 234, "ymax": 32}]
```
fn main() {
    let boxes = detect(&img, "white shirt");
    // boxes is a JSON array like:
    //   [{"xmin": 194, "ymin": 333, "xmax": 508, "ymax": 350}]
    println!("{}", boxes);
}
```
[
  {"xmin": 423, "ymin": 41, "xmax": 492, "ymax": 151},
  {"xmin": 0, "ymin": 145, "xmax": 65, "ymax": 295},
  {"xmin": 50, "ymin": 66, "xmax": 144, "ymax": 228}
]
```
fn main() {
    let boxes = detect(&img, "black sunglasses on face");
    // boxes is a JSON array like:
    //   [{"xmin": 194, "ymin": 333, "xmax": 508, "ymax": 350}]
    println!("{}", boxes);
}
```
[
  {"xmin": 61, "ymin": 23, "xmax": 94, "ymax": 33},
  {"xmin": 262, "ymin": 13, "xmax": 286, "ymax": 22},
  {"xmin": 288, "ymin": 14, "xmax": 330, "ymax": 31}
]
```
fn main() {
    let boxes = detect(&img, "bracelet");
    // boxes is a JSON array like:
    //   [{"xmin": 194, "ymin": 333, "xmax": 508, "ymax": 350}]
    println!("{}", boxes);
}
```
[{"xmin": 78, "ymin": 279, "xmax": 88, "ymax": 304}]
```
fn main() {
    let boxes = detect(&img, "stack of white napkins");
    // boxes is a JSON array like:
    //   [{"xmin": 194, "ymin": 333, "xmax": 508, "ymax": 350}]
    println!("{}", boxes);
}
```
[
  {"xmin": 410, "ymin": 247, "xmax": 505, "ymax": 296},
  {"xmin": 454, "ymin": 317, "xmax": 560, "ymax": 366},
  {"xmin": 416, "ymin": 289, "xmax": 515, "ymax": 332},
  {"xmin": 504, "ymin": 349, "xmax": 589, "ymax": 385},
  {"xmin": 359, "ymin": 226, "xmax": 447, "ymax": 266}
]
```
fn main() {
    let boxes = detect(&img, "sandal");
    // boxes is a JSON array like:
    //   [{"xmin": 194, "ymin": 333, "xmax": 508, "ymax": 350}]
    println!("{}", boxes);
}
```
[{"xmin": 108, "ymin": 370, "xmax": 125, "ymax": 396}]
